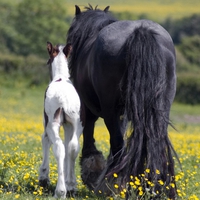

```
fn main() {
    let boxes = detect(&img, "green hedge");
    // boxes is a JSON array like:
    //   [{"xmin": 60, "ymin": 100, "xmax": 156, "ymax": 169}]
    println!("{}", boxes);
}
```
[
  {"xmin": 1, "ymin": 54, "xmax": 200, "ymax": 105},
  {"xmin": 175, "ymin": 74, "xmax": 200, "ymax": 104},
  {"xmin": 0, "ymin": 54, "xmax": 49, "ymax": 87}
]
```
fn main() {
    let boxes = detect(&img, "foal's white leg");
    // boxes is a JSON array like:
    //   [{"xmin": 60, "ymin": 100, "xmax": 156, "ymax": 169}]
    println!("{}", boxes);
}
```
[
  {"xmin": 46, "ymin": 122, "xmax": 66, "ymax": 198},
  {"xmin": 63, "ymin": 118, "xmax": 82, "ymax": 193},
  {"xmin": 63, "ymin": 123, "xmax": 75, "ymax": 192},
  {"xmin": 39, "ymin": 132, "xmax": 51, "ymax": 186}
]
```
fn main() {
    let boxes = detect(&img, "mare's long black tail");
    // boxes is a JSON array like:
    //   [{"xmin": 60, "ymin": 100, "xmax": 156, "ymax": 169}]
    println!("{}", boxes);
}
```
[{"xmin": 119, "ymin": 26, "xmax": 177, "ymax": 198}]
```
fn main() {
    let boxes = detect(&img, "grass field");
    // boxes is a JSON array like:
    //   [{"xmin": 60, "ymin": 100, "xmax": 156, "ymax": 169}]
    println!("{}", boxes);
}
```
[
  {"xmin": 66, "ymin": 0, "xmax": 200, "ymax": 21},
  {"xmin": 0, "ymin": 84, "xmax": 200, "ymax": 199}
]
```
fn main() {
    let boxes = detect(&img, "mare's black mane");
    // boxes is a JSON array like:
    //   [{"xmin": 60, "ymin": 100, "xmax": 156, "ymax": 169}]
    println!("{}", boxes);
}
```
[{"xmin": 67, "ymin": 5, "xmax": 116, "ymax": 77}]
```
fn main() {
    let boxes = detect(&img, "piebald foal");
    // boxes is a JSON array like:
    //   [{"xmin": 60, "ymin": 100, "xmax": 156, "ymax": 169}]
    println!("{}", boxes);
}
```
[{"xmin": 39, "ymin": 42, "xmax": 82, "ymax": 198}]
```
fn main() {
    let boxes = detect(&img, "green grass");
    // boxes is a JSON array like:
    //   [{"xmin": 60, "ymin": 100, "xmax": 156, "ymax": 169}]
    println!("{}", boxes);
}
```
[
  {"xmin": 170, "ymin": 102, "xmax": 200, "ymax": 133},
  {"xmin": 0, "ymin": 84, "xmax": 200, "ymax": 199}
]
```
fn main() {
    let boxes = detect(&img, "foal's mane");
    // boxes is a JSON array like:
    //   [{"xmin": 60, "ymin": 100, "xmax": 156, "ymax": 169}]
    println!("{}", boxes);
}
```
[{"xmin": 67, "ymin": 5, "xmax": 117, "ymax": 77}]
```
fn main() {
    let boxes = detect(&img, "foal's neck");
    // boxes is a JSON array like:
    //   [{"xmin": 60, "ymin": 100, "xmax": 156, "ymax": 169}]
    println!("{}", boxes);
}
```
[{"xmin": 51, "ymin": 54, "xmax": 70, "ymax": 80}]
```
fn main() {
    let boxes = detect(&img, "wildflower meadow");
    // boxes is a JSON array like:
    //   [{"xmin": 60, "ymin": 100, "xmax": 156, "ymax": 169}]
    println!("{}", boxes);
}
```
[{"xmin": 0, "ymin": 85, "xmax": 200, "ymax": 199}]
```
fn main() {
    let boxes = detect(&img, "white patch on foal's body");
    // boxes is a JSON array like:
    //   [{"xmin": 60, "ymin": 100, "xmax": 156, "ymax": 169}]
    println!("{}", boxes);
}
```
[
  {"xmin": 45, "ymin": 78, "xmax": 80, "ymax": 122},
  {"xmin": 39, "ymin": 43, "xmax": 82, "ymax": 198}
]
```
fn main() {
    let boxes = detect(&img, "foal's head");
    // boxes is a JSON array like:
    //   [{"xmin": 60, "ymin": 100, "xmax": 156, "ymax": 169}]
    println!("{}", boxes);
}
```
[{"xmin": 46, "ymin": 42, "xmax": 72, "ymax": 80}]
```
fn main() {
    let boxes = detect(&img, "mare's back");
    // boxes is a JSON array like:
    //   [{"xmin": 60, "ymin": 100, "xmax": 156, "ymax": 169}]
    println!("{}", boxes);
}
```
[
  {"xmin": 92, "ymin": 19, "xmax": 174, "ymax": 74},
  {"xmin": 95, "ymin": 19, "xmax": 174, "ymax": 57},
  {"xmin": 92, "ymin": 19, "xmax": 175, "ymax": 81},
  {"xmin": 91, "ymin": 19, "xmax": 176, "ymax": 107}
]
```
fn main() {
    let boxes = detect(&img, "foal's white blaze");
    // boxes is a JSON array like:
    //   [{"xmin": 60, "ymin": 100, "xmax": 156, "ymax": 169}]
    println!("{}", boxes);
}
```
[{"xmin": 39, "ymin": 42, "xmax": 83, "ymax": 198}]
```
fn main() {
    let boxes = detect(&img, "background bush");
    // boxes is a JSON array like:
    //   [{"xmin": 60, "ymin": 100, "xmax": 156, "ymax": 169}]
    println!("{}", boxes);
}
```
[
  {"xmin": 0, "ymin": 54, "xmax": 48, "ymax": 87},
  {"xmin": 175, "ymin": 74, "xmax": 200, "ymax": 104},
  {"xmin": 162, "ymin": 14, "xmax": 200, "ymax": 44},
  {"xmin": 177, "ymin": 35, "xmax": 200, "ymax": 66},
  {"xmin": 0, "ymin": 0, "xmax": 69, "ymax": 58}
]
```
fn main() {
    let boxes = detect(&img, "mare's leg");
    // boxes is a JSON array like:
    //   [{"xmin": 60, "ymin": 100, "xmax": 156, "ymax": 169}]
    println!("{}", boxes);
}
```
[
  {"xmin": 39, "ymin": 132, "xmax": 51, "ymax": 187},
  {"xmin": 95, "ymin": 111, "xmax": 124, "ymax": 194},
  {"xmin": 46, "ymin": 122, "xmax": 66, "ymax": 198},
  {"xmin": 80, "ymin": 106, "xmax": 106, "ymax": 189},
  {"xmin": 63, "ymin": 117, "xmax": 82, "ymax": 195},
  {"xmin": 104, "ymin": 112, "xmax": 124, "ymax": 159},
  {"xmin": 82, "ymin": 107, "xmax": 98, "ymax": 155}
]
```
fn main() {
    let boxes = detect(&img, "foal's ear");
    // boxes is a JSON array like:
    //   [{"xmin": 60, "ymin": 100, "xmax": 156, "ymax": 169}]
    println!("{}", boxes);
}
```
[
  {"xmin": 75, "ymin": 5, "xmax": 81, "ymax": 15},
  {"xmin": 63, "ymin": 43, "xmax": 72, "ymax": 58},
  {"xmin": 47, "ymin": 41, "xmax": 53, "ymax": 56},
  {"xmin": 104, "ymin": 6, "xmax": 110, "ymax": 12}
]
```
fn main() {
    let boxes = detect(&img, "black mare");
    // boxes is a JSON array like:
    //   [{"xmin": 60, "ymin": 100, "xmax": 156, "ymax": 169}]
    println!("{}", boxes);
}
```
[{"xmin": 67, "ymin": 5, "xmax": 177, "ymax": 199}]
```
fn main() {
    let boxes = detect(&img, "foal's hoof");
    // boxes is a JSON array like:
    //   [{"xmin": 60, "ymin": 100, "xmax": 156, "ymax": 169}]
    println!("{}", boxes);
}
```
[
  {"xmin": 54, "ymin": 187, "xmax": 66, "ymax": 199},
  {"xmin": 39, "ymin": 178, "xmax": 50, "ymax": 188},
  {"xmin": 54, "ymin": 189, "xmax": 66, "ymax": 199},
  {"xmin": 80, "ymin": 152, "xmax": 106, "ymax": 189}
]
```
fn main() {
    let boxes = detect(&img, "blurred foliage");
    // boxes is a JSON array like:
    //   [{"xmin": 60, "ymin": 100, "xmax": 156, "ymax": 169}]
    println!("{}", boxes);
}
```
[
  {"xmin": 176, "ymin": 47, "xmax": 200, "ymax": 74},
  {"xmin": 0, "ymin": 53, "xmax": 48, "ymax": 87},
  {"xmin": 0, "ymin": 0, "xmax": 200, "ymax": 104},
  {"xmin": 162, "ymin": 14, "xmax": 200, "ymax": 44},
  {"xmin": 113, "ymin": 11, "xmax": 148, "ymax": 21},
  {"xmin": 176, "ymin": 74, "xmax": 200, "ymax": 104},
  {"xmin": 0, "ymin": 0, "xmax": 69, "ymax": 58},
  {"xmin": 178, "ymin": 36, "xmax": 200, "ymax": 66},
  {"xmin": 0, "ymin": 1, "xmax": 17, "ymax": 54},
  {"xmin": 67, "ymin": 0, "xmax": 200, "ymax": 20}
]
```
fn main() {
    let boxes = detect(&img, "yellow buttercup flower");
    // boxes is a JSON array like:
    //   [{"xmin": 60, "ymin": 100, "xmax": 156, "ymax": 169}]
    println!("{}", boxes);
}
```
[
  {"xmin": 114, "ymin": 184, "xmax": 119, "ymax": 189},
  {"xmin": 145, "ymin": 169, "xmax": 150, "ymax": 173},
  {"xmin": 15, "ymin": 194, "xmax": 20, "ymax": 199},
  {"xmin": 156, "ymin": 169, "xmax": 160, "ymax": 175},
  {"xmin": 158, "ymin": 180, "xmax": 164, "ymax": 185}
]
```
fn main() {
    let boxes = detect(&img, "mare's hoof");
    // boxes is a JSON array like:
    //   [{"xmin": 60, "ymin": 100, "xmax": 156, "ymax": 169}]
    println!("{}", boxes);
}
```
[
  {"xmin": 67, "ymin": 190, "xmax": 77, "ymax": 198},
  {"xmin": 80, "ymin": 152, "xmax": 106, "ymax": 189},
  {"xmin": 39, "ymin": 178, "xmax": 50, "ymax": 188}
]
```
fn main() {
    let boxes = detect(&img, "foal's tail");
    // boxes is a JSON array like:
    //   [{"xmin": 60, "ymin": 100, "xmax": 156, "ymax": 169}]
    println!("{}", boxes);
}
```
[{"xmin": 120, "ymin": 26, "xmax": 176, "ymax": 198}]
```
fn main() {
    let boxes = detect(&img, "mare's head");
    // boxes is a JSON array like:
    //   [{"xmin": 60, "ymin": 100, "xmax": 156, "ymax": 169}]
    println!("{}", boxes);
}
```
[
  {"xmin": 46, "ymin": 42, "xmax": 72, "ymax": 80},
  {"xmin": 67, "ymin": 5, "xmax": 116, "ymax": 77}
]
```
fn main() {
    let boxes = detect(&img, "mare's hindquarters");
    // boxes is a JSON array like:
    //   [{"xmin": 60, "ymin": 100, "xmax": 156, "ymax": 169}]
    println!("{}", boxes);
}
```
[
  {"xmin": 119, "ymin": 24, "xmax": 176, "ymax": 198},
  {"xmin": 95, "ymin": 21, "xmax": 177, "ymax": 199}
]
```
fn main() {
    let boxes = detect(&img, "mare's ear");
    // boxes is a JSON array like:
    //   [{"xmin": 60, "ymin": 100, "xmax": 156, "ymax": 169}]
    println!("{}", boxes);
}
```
[
  {"xmin": 104, "ymin": 6, "xmax": 110, "ymax": 12},
  {"xmin": 47, "ymin": 41, "xmax": 53, "ymax": 56},
  {"xmin": 63, "ymin": 43, "xmax": 72, "ymax": 57},
  {"xmin": 75, "ymin": 5, "xmax": 81, "ymax": 15}
]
